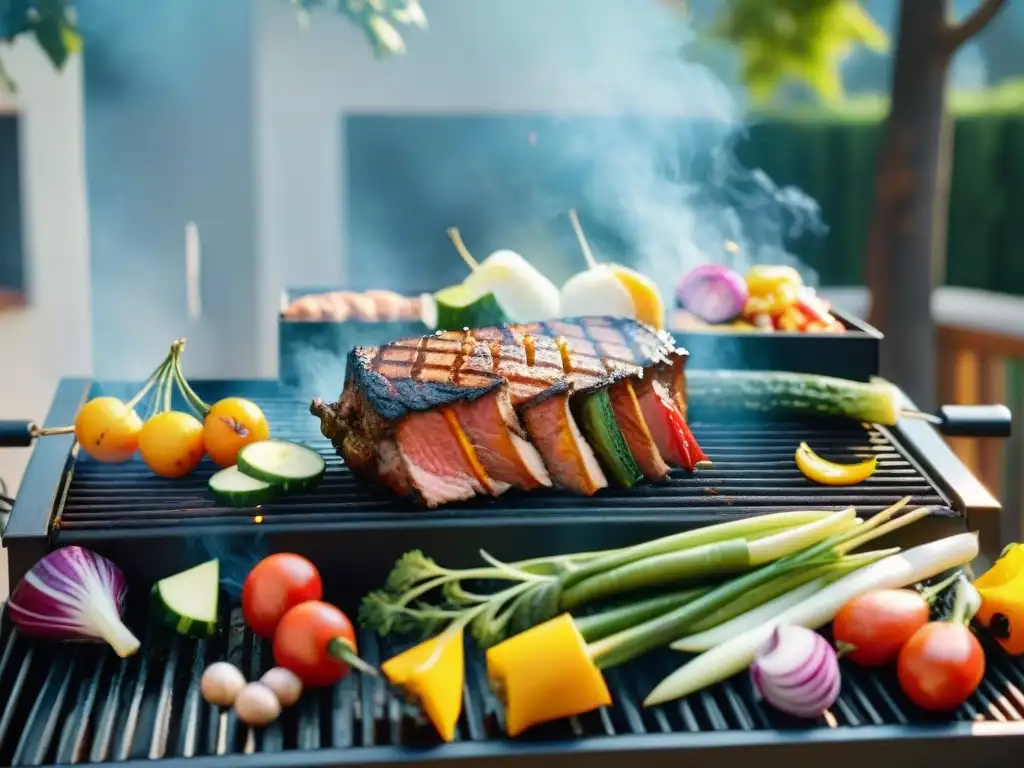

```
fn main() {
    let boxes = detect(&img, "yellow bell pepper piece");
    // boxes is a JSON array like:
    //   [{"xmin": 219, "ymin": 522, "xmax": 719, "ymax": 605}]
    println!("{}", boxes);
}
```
[
  {"xmin": 608, "ymin": 265, "xmax": 665, "ymax": 330},
  {"xmin": 795, "ymin": 441, "xmax": 878, "ymax": 486},
  {"xmin": 745, "ymin": 265, "xmax": 803, "ymax": 296},
  {"xmin": 485, "ymin": 614, "xmax": 611, "ymax": 737},
  {"xmin": 974, "ymin": 544, "xmax": 1024, "ymax": 655},
  {"xmin": 381, "ymin": 627, "xmax": 465, "ymax": 742},
  {"xmin": 743, "ymin": 281, "xmax": 800, "ymax": 316}
]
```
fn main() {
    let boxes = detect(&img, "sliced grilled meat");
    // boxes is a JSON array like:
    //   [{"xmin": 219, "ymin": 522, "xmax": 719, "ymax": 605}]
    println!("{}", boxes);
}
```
[
  {"xmin": 609, "ymin": 378, "xmax": 670, "ymax": 481},
  {"xmin": 312, "ymin": 317, "xmax": 692, "ymax": 506},
  {"xmin": 521, "ymin": 386, "xmax": 607, "ymax": 495},
  {"xmin": 450, "ymin": 389, "xmax": 551, "ymax": 492}
]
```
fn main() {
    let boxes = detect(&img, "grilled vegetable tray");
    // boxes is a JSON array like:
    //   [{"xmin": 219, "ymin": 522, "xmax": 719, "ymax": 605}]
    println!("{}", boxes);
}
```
[{"xmin": 670, "ymin": 307, "xmax": 882, "ymax": 381}]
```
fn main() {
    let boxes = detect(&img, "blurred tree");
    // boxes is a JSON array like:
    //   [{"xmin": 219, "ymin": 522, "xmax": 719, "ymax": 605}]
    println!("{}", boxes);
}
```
[
  {"xmin": 710, "ymin": 0, "xmax": 1009, "ymax": 409},
  {"xmin": 711, "ymin": 0, "xmax": 888, "ymax": 104},
  {"xmin": 974, "ymin": 2, "xmax": 1024, "ymax": 84}
]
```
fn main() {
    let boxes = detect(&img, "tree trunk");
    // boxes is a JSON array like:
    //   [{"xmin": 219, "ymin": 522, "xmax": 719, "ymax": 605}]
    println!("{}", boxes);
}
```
[{"xmin": 866, "ymin": 0, "xmax": 953, "ymax": 412}]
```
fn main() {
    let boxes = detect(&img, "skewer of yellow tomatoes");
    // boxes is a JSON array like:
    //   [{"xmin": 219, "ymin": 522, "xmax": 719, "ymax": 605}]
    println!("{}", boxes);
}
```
[{"xmin": 43, "ymin": 339, "xmax": 269, "ymax": 478}]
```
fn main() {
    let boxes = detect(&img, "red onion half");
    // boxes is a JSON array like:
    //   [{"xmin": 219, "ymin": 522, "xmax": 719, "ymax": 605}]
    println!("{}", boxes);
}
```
[
  {"xmin": 675, "ymin": 265, "xmax": 748, "ymax": 324},
  {"xmin": 750, "ymin": 625, "xmax": 840, "ymax": 719},
  {"xmin": 8, "ymin": 546, "xmax": 140, "ymax": 658}
]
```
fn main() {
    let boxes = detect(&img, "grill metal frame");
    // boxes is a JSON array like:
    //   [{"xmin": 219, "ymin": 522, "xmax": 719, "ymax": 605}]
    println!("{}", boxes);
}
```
[{"xmin": 0, "ymin": 376, "xmax": 1012, "ymax": 768}]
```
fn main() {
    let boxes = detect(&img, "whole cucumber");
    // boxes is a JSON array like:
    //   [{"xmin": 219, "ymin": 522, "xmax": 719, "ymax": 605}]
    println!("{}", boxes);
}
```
[{"xmin": 685, "ymin": 370, "xmax": 901, "ymax": 426}]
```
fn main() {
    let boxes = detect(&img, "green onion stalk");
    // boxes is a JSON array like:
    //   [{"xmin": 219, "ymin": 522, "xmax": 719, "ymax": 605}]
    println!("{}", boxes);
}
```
[
  {"xmin": 359, "ymin": 507, "xmax": 880, "ymax": 648},
  {"xmin": 585, "ymin": 498, "xmax": 932, "ymax": 669}
]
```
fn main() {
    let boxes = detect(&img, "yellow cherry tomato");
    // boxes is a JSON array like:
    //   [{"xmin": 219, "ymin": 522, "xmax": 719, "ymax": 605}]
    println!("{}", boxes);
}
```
[
  {"xmin": 74, "ymin": 396, "xmax": 144, "ymax": 463},
  {"xmin": 138, "ymin": 411, "xmax": 205, "ymax": 478},
  {"xmin": 203, "ymin": 398, "xmax": 271, "ymax": 468}
]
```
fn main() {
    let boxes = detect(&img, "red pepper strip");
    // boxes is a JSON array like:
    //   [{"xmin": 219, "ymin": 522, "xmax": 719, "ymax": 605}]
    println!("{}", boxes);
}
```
[
  {"xmin": 796, "ymin": 298, "xmax": 834, "ymax": 326},
  {"xmin": 657, "ymin": 396, "xmax": 710, "ymax": 471},
  {"xmin": 672, "ymin": 409, "xmax": 710, "ymax": 468},
  {"xmin": 652, "ymin": 394, "xmax": 693, "ymax": 469}
]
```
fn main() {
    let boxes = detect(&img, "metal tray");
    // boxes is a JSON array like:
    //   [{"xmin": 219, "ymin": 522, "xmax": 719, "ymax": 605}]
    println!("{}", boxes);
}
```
[
  {"xmin": 279, "ymin": 291, "xmax": 882, "ymax": 390},
  {"xmin": 670, "ymin": 309, "xmax": 882, "ymax": 381},
  {"xmin": 278, "ymin": 287, "xmax": 428, "ymax": 391}
]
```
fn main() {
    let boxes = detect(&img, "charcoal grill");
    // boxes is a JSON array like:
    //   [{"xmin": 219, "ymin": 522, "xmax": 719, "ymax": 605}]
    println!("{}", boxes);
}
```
[{"xmin": 0, "ymin": 376, "xmax": 1016, "ymax": 767}]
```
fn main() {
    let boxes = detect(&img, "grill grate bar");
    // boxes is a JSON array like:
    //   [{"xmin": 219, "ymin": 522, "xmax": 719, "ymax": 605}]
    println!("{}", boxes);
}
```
[
  {"xmin": 55, "ymin": 652, "xmax": 106, "ymax": 764},
  {"xmin": 56, "ymin": 405, "xmax": 952, "ymax": 532},
  {"xmin": 11, "ymin": 647, "xmax": 73, "ymax": 766},
  {"xmin": 177, "ymin": 641, "xmax": 205, "ymax": 758}
]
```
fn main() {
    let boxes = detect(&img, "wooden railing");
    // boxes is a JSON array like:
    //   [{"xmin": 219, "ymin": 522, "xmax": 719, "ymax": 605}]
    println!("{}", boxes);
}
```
[{"xmin": 939, "ymin": 323, "xmax": 1024, "ymax": 541}]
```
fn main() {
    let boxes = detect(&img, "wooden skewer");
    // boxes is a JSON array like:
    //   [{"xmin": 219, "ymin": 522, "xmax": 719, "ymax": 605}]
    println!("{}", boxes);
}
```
[
  {"xmin": 568, "ymin": 209, "xmax": 599, "ymax": 270},
  {"xmin": 185, "ymin": 221, "xmax": 203, "ymax": 321},
  {"xmin": 899, "ymin": 410, "xmax": 942, "ymax": 425},
  {"xmin": 447, "ymin": 227, "xmax": 479, "ymax": 272}
]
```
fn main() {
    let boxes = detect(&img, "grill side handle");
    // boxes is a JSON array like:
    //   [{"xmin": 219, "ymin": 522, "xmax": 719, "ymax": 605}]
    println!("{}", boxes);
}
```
[
  {"xmin": 0, "ymin": 421, "xmax": 34, "ymax": 448},
  {"xmin": 936, "ymin": 404, "xmax": 1012, "ymax": 438}
]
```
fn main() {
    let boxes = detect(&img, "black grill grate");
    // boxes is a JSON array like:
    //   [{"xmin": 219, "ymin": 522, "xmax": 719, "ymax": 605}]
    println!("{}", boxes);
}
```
[
  {"xmin": 3, "ymin": 381, "xmax": 1016, "ymax": 766},
  {"xmin": 1, "ymin": 599, "xmax": 1023, "ymax": 767},
  {"xmin": 57, "ymin": 392, "xmax": 949, "ymax": 531}
]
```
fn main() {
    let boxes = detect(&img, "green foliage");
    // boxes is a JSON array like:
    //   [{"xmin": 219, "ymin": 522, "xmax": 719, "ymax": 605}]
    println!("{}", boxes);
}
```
[
  {"xmin": 290, "ymin": 0, "xmax": 426, "ymax": 57},
  {"xmin": 0, "ymin": 0, "xmax": 81, "ymax": 91},
  {"xmin": 712, "ymin": 0, "xmax": 887, "ymax": 104},
  {"xmin": 737, "ymin": 84, "xmax": 1024, "ymax": 294},
  {"xmin": 0, "ymin": 0, "xmax": 427, "ymax": 92}
]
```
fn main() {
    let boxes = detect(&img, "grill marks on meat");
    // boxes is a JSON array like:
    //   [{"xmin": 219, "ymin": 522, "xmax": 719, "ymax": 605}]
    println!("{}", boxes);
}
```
[{"xmin": 311, "ymin": 317, "xmax": 694, "ymax": 507}]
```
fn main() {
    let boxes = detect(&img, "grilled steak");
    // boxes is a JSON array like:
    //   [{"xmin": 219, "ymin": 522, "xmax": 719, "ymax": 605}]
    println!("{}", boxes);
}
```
[{"xmin": 311, "ymin": 316, "xmax": 694, "ymax": 507}]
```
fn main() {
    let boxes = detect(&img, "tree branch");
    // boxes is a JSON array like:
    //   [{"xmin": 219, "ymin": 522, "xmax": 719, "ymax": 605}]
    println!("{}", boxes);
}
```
[{"xmin": 947, "ymin": 0, "xmax": 1009, "ymax": 52}]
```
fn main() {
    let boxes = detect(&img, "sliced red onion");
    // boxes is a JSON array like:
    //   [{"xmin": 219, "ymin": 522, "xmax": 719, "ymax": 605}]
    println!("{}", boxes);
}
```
[
  {"xmin": 675, "ymin": 265, "xmax": 748, "ymax": 324},
  {"xmin": 750, "ymin": 625, "xmax": 840, "ymax": 719},
  {"xmin": 8, "ymin": 546, "xmax": 140, "ymax": 658}
]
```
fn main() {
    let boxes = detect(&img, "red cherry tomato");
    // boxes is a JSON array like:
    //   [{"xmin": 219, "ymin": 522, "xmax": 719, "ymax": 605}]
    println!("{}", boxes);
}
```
[
  {"xmin": 897, "ymin": 622, "xmax": 985, "ymax": 711},
  {"xmin": 272, "ymin": 601, "xmax": 360, "ymax": 687},
  {"xmin": 833, "ymin": 589, "xmax": 930, "ymax": 666},
  {"xmin": 242, "ymin": 554, "xmax": 323, "ymax": 637}
]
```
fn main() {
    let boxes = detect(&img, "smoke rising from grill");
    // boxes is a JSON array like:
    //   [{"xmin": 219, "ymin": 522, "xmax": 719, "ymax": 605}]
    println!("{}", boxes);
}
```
[
  {"xmin": 297, "ymin": 0, "xmax": 826, "ymax": 396},
  {"xmin": 186, "ymin": 534, "xmax": 268, "ymax": 599},
  {"xmin": 514, "ymin": 0, "xmax": 825, "ymax": 292}
]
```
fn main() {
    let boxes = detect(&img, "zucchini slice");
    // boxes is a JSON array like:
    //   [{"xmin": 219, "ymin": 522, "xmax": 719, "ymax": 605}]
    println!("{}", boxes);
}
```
[
  {"xmin": 209, "ymin": 466, "xmax": 278, "ymax": 507},
  {"xmin": 236, "ymin": 440, "xmax": 326, "ymax": 492},
  {"xmin": 153, "ymin": 559, "xmax": 220, "ymax": 638},
  {"xmin": 577, "ymin": 389, "xmax": 643, "ymax": 488}
]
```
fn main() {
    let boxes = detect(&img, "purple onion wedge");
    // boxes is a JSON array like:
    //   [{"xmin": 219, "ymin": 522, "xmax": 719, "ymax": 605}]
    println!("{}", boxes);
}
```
[
  {"xmin": 675, "ymin": 265, "xmax": 748, "ymax": 324},
  {"xmin": 8, "ymin": 546, "xmax": 140, "ymax": 657}
]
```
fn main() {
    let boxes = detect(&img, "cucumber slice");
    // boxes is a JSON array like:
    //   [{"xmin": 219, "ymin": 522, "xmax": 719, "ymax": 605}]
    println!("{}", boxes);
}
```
[
  {"xmin": 153, "ymin": 559, "xmax": 220, "ymax": 638},
  {"xmin": 577, "ymin": 388, "xmax": 643, "ymax": 488},
  {"xmin": 237, "ymin": 439, "xmax": 326, "ymax": 492},
  {"xmin": 209, "ymin": 466, "xmax": 279, "ymax": 507},
  {"xmin": 433, "ymin": 283, "xmax": 508, "ymax": 330}
]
